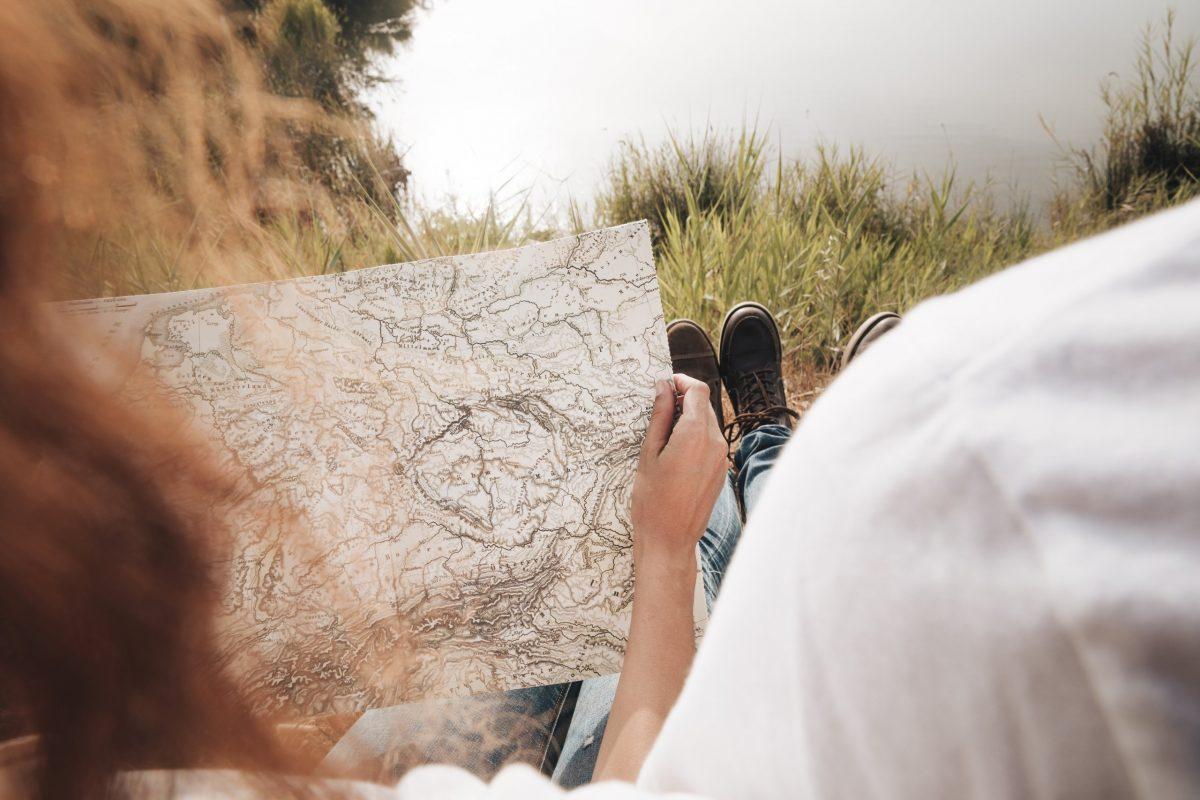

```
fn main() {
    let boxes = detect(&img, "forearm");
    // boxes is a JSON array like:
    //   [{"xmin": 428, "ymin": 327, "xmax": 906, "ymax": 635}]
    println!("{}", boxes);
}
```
[{"xmin": 592, "ymin": 546, "xmax": 697, "ymax": 783}]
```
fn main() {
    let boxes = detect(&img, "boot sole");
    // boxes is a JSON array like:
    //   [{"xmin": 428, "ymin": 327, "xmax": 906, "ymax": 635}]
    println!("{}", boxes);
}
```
[{"xmin": 841, "ymin": 311, "xmax": 901, "ymax": 370}]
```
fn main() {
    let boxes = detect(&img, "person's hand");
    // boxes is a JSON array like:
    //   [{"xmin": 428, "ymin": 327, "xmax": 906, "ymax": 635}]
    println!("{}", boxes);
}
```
[{"xmin": 631, "ymin": 374, "xmax": 728, "ymax": 569}]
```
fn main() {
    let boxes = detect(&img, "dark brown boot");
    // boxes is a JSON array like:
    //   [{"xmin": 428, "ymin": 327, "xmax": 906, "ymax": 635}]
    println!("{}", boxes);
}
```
[
  {"xmin": 719, "ymin": 302, "xmax": 797, "ymax": 442},
  {"xmin": 841, "ymin": 311, "xmax": 901, "ymax": 370},
  {"xmin": 666, "ymin": 318, "xmax": 724, "ymax": 428}
]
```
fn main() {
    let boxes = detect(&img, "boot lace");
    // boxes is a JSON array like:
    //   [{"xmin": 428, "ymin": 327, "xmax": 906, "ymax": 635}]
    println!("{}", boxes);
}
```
[{"xmin": 721, "ymin": 369, "xmax": 798, "ymax": 445}]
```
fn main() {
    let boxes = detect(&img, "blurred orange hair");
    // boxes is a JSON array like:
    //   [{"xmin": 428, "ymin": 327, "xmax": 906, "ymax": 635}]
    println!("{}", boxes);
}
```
[{"xmin": 0, "ymin": 0, "xmax": 325, "ymax": 796}]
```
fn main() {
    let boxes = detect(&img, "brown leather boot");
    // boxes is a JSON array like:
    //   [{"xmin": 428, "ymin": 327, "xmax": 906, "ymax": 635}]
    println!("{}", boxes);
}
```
[
  {"xmin": 666, "ymin": 318, "xmax": 724, "ymax": 428},
  {"xmin": 718, "ymin": 302, "xmax": 798, "ymax": 442},
  {"xmin": 841, "ymin": 311, "xmax": 901, "ymax": 369}
]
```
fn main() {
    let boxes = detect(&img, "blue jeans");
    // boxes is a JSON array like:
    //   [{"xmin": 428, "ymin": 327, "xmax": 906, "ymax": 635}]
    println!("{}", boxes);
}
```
[{"xmin": 321, "ymin": 425, "xmax": 792, "ymax": 785}]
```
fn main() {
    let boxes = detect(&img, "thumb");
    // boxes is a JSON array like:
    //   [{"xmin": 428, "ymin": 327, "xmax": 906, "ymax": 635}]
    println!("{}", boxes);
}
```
[{"xmin": 641, "ymin": 378, "xmax": 676, "ymax": 459}]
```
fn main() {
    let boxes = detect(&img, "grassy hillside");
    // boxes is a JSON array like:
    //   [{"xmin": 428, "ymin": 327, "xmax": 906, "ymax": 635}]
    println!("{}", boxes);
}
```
[{"xmin": 68, "ymin": 14, "xmax": 1200, "ymax": 397}]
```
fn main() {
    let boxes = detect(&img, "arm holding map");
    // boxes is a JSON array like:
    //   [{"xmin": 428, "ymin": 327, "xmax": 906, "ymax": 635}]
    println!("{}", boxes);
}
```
[{"xmin": 593, "ymin": 374, "xmax": 728, "ymax": 783}]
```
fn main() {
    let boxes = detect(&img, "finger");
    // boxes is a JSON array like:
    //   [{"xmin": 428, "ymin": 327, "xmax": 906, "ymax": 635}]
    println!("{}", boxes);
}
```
[
  {"xmin": 671, "ymin": 373, "xmax": 705, "ymax": 395},
  {"xmin": 676, "ymin": 375, "xmax": 714, "ymax": 422},
  {"xmin": 641, "ymin": 378, "xmax": 676, "ymax": 458},
  {"xmin": 673, "ymin": 373, "xmax": 713, "ymax": 421}
]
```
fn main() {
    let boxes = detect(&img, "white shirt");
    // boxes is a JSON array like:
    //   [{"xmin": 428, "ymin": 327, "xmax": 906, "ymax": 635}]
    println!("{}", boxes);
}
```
[
  {"xmin": 184, "ymin": 199, "xmax": 1200, "ymax": 798},
  {"xmin": 637, "ymin": 196, "xmax": 1200, "ymax": 799}
]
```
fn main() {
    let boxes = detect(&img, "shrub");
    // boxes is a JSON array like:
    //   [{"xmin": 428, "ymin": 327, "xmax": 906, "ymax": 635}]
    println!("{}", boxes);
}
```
[{"xmin": 1054, "ymin": 10, "xmax": 1200, "ymax": 226}]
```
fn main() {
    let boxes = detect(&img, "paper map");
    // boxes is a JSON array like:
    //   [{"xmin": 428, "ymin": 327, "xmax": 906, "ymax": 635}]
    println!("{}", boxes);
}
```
[{"xmin": 60, "ymin": 222, "xmax": 678, "ymax": 717}]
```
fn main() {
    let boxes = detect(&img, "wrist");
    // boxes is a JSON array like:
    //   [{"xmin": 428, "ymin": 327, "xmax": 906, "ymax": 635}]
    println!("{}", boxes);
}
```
[{"xmin": 633, "ymin": 540, "xmax": 698, "ymax": 586}]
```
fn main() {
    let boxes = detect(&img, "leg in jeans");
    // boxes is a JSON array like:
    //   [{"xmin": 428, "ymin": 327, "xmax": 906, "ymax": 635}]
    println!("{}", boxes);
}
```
[
  {"xmin": 734, "ymin": 424, "xmax": 792, "ymax": 513},
  {"xmin": 552, "ymin": 423, "xmax": 791, "ymax": 787},
  {"xmin": 698, "ymin": 476, "xmax": 743, "ymax": 609}
]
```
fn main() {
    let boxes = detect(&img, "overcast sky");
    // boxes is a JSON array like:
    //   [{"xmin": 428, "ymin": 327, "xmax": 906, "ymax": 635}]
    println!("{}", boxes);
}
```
[{"xmin": 369, "ymin": 0, "xmax": 1200, "ymax": 210}]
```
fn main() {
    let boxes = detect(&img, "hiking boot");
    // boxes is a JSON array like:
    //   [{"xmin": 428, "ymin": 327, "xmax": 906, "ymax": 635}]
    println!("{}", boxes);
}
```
[
  {"xmin": 718, "ymin": 302, "xmax": 798, "ymax": 441},
  {"xmin": 841, "ymin": 311, "xmax": 901, "ymax": 370},
  {"xmin": 666, "ymin": 318, "xmax": 723, "ymax": 428}
]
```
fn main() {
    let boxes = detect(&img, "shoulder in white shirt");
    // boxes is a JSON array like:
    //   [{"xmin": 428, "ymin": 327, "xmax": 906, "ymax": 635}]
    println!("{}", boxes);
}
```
[{"xmin": 640, "ymin": 197, "xmax": 1200, "ymax": 799}]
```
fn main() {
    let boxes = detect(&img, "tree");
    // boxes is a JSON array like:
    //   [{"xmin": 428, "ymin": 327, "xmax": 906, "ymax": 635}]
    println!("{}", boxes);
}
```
[
  {"xmin": 239, "ymin": 0, "xmax": 421, "ymax": 88},
  {"xmin": 243, "ymin": 0, "xmax": 419, "ymax": 203},
  {"xmin": 324, "ymin": 0, "xmax": 421, "ymax": 58}
]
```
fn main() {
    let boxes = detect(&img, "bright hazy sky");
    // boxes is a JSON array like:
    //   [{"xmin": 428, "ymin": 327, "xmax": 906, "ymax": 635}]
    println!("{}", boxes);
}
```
[{"xmin": 368, "ymin": 0, "xmax": 1200, "ymax": 210}]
